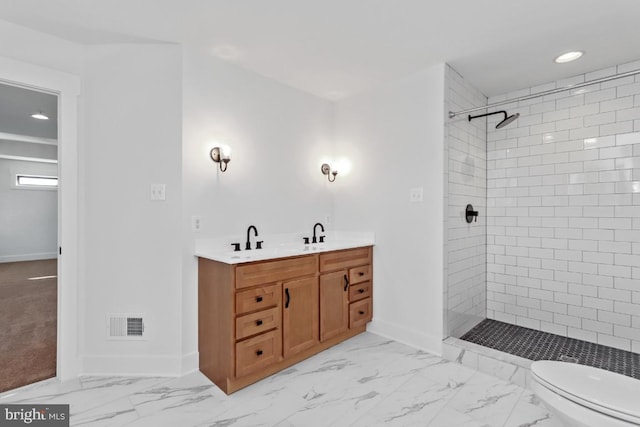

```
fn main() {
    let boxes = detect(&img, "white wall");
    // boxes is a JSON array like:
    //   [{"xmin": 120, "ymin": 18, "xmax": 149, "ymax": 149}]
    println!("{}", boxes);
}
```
[
  {"xmin": 333, "ymin": 64, "xmax": 446, "ymax": 353},
  {"xmin": 0, "ymin": 19, "xmax": 83, "ymax": 76},
  {"xmin": 181, "ymin": 47, "xmax": 335, "ymax": 369},
  {"xmin": 487, "ymin": 59, "xmax": 640, "ymax": 353},
  {"xmin": 444, "ymin": 66, "xmax": 487, "ymax": 338},
  {"xmin": 80, "ymin": 44, "xmax": 183, "ymax": 374}
]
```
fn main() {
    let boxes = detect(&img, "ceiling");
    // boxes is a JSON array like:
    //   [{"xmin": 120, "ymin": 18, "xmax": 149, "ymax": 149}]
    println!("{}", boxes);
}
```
[
  {"xmin": 0, "ymin": 82, "xmax": 57, "ymax": 139},
  {"xmin": 0, "ymin": 0, "xmax": 639, "ymax": 100}
]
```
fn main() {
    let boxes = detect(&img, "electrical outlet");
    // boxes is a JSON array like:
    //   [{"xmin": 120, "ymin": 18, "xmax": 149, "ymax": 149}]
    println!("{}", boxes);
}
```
[
  {"xmin": 409, "ymin": 187, "xmax": 424, "ymax": 203},
  {"xmin": 150, "ymin": 183, "xmax": 166, "ymax": 201},
  {"xmin": 192, "ymin": 216, "xmax": 203, "ymax": 232}
]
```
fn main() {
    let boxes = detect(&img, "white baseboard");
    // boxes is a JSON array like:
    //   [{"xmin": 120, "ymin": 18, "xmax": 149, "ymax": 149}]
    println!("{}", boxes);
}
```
[
  {"xmin": 80, "ymin": 354, "xmax": 184, "ymax": 377},
  {"xmin": 367, "ymin": 318, "xmax": 443, "ymax": 356},
  {"xmin": 0, "ymin": 252, "xmax": 57, "ymax": 263},
  {"xmin": 181, "ymin": 351, "xmax": 199, "ymax": 375}
]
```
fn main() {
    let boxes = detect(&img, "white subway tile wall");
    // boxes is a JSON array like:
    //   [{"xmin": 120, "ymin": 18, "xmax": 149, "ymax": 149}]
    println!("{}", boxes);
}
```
[
  {"xmin": 487, "ymin": 59, "xmax": 640, "ymax": 353},
  {"xmin": 444, "ymin": 65, "xmax": 487, "ymax": 338}
]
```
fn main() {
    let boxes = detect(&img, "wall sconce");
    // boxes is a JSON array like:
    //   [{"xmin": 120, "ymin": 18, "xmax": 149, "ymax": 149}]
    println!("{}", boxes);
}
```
[
  {"xmin": 321, "ymin": 163, "xmax": 338, "ymax": 182},
  {"xmin": 210, "ymin": 146, "xmax": 231, "ymax": 172}
]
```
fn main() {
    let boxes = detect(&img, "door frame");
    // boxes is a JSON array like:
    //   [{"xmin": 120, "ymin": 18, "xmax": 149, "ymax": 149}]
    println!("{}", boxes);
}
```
[{"xmin": 0, "ymin": 56, "xmax": 81, "ymax": 382}]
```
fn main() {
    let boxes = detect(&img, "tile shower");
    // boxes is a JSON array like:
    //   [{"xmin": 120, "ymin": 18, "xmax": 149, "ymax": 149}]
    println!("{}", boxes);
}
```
[{"xmin": 445, "ymin": 59, "xmax": 640, "ymax": 359}]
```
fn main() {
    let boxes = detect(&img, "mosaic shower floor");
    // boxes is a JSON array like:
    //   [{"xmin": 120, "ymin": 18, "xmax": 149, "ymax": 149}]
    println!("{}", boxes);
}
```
[{"xmin": 461, "ymin": 319, "xmax": 640, "ymax": 379}]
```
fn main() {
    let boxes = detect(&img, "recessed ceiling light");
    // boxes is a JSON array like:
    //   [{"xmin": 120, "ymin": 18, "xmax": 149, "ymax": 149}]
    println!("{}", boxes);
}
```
[
  {"xmin": 31, "ymin": 112, "xmax": 49, "ymax": 120},
  {"xmin": 554, "ymin": 51, "xmax": 583, "ymax": 64}
]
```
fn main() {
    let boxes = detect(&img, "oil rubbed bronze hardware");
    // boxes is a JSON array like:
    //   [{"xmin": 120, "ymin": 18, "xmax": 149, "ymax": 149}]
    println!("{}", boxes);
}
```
[
  {"xmin": 312, "ymin": 222, "xmax": 325, "ymax": 244},
  {"xmin": 256, "ymin": 319, "xmax": 263, "ymax": 326},
  {"xmin": 256, "ymin": 296, "xmax": 263, "ymax": 302},
  {"xmin": 359, "ymin": 310, "xmax": 365, "ymax": 315},
  {"xmin": 358, "ymin": 271, "xmax": 364, "ymax": 276},
  {"xmin": 466, "ymin": 204, "xmax": 479, "ymax": 224},
  {"xmin": 358, "ymin": 289, "xmax": 365, "ymax": 293},
  {"xmin": 344, "ymin": 274, "xmax": 350, "ymax": 291},
  {"xmin": 256, "ymin": 350, "xmax": 263, "ymax": 356},
  {"xmin": 245, "ymin": 225, "xmax": 259, "ymax": 250},
  {"xmin": 285, "ymin": 288, "xmax": 290, "ymax": 308}
]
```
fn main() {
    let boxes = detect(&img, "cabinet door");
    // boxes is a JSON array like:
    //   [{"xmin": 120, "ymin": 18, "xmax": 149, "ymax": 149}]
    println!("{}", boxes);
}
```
[
  {"xmin": 320, "ymin": 270, "xmax": 349, "ymax": 341},
  {"xmin": 282, "ymin": 276, "xmax": 319, "ymax": 358}
]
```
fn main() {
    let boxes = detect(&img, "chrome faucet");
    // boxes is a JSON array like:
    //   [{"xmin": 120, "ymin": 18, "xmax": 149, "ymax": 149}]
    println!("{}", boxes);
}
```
[
  {"xmin": 312, "ymin": 222, "xmax": 325, "ymax": 244},
  {"xmin": 245, "ymin": 225, "xmax": 262, "ymax": 250}
]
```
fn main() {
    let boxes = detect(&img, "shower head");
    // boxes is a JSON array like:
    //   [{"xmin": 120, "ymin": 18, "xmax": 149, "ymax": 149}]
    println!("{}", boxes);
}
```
[
  {"xmin": 468, "ymin": 110, "xmax": 519, "ymax": 129},
  {"xmin": 496, "ymin": 112, "xmax": 520, "ymax": 129}
]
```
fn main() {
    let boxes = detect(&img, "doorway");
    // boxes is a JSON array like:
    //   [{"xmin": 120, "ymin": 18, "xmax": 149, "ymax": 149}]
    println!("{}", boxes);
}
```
[{"xmin": 0, "ymin": 82, "xmax": 59, "ymax": 392}]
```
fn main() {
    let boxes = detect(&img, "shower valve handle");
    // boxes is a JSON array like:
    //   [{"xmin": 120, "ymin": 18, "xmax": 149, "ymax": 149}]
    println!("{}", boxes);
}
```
[{"xmin": 466, "ymin": 204, "xmax": 479, "ymax": 224}]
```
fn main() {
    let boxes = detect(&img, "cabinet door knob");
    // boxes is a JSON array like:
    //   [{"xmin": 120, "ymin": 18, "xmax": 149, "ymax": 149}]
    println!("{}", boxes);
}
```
[
  {"xmin": 255, "ymin": 296, "xmax": 263, "ymax": 302},
  {"xmin": 359, "ymin": 310, "xmax": 365, "ymax": 315},
  {"xmin": 256, "ymin": 350, "xmax": 263, "ymax": 356},
  {"xmin": 255, "ymin": 319, "xmax": 263, "ymax": 326}
]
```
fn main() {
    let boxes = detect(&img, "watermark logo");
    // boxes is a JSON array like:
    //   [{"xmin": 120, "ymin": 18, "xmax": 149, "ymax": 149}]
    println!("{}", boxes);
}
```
[{"xmin": 0, "ymin": 405, "xmax": 69, "ymax": 426}]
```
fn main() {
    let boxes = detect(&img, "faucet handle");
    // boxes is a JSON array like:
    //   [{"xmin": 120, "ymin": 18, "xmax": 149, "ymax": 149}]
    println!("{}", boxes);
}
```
[
  {"xmin": 303, "ymin": 237, "xmax": 310, "ymax": 244},
  {"xmin": 231, "ymin": 243, "xmax": 241, "ymax": 252},
  {"xmin": 256, "ymin": 241, "xmax": 263, "ymax": 249},
  {"xmin": 245, "ymin": 242, "xmax": 252, "ymax": 250},
  {"xmin": 319, "ymin": 235, "xmax": 325, "ymax": 243}
]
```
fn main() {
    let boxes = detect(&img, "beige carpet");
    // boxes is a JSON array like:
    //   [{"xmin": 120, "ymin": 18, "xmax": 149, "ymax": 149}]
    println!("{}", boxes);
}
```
[{"xmin": 0, "ymin": 259, "xmax": 57, "ymax": 393}]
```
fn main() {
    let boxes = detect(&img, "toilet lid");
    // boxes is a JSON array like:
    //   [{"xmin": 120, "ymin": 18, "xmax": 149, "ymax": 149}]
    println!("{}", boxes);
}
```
[{"xmin": 531, "ymin": 360, "xmax": 640, "ymax": 424}]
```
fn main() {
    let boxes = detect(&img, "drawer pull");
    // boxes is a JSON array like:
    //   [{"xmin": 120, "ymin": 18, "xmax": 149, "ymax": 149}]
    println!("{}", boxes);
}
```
[
  {"xmin": 358, "ymin": 272, "xmax": 364, "ymax": 276},
  {"xmin": 358, "ymin": 289, "xmax": 365, "ymax": 293},
  {"xmin": 344, "ymin": 274, "xmax": 350, "ymax": 291},
  {"xmin": 359, "ymin": 310, "xmax": 365, "ymax": 315},
  {"xmin": 256, "ymin": 296, "xmax": 263, "ymax": 302},
  {"xmin": 255, "ymin": 319, "xmax": 263, "ymax": 326},
  {"xmin": 256, "ymin": 349, "xmax": 263, "ymax": 356}
]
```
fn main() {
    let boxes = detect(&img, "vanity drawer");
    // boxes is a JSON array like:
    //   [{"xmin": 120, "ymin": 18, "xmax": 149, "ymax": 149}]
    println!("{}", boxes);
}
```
[
  {"xmin": 349, "ymin": 281, "xmax": 371, "ymax": 302},
  {"xmin": 235, "ymin": 256, "xmax": 318, "ymax": 289},
  {"xmin": 320, "ymin": 247, "xmax": 372, "ymax": 272},
  {"xmin": 235, "ymin": 330, "xmax": 281, "ymax": 377},
  {"xmin": 349, "ymin": 298, "xmax": 372, "ymax": 329},
  {"xmin": 235, "ymin": 307, "xmax": 280, "ymax": 340},
  {"xmin": 349, "ymin": 265, "xmax": 371, "ymax": 284},
  {"xmin": 235, "ymin": 283, "xmax": 281, "ymax": 315}
]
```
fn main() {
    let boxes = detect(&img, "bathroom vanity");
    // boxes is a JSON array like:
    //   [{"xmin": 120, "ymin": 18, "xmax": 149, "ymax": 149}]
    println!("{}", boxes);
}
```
[{"xmin": 196, "ymin": 239, "xmax": 373, "ymax": 394}]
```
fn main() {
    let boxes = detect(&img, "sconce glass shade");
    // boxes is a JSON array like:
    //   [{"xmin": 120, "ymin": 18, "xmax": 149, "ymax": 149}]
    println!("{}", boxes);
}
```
[{"xmin": 211, "ymin": 146, "xmax": 231, "ymax": 172}]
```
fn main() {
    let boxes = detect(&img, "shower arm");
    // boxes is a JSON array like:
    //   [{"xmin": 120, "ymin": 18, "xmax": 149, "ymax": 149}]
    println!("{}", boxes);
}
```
[{"xmin": 448, "ymin": 68, "xmax": 640, "ymax": 119}]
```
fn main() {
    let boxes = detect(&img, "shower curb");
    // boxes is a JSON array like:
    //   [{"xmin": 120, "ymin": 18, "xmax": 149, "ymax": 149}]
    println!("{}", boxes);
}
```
[{"xmin": 442, "ymin": 337, "xmax": 534, "ymax": 389}]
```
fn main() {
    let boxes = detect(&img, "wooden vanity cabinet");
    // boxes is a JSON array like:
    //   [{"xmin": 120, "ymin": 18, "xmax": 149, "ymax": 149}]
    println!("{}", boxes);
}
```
[
  {"xmin": 198, "ymin": 246, "xmax": 372, "ymax": 394},
  {"xmin": 319, "ymin": 246, "xmax": 373, "ymax": 341}
]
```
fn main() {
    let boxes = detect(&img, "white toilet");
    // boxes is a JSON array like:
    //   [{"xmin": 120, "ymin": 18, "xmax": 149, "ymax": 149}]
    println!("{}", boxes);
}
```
[{"xmin": 530, "ymin": 360, "xmax": 640, "ymax": 427}]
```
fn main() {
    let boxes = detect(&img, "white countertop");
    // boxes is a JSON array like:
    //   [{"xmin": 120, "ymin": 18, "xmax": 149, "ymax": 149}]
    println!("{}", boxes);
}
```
[{"xmin": 195, "ymin": 231, "xmax": 374, "ymax": 264}]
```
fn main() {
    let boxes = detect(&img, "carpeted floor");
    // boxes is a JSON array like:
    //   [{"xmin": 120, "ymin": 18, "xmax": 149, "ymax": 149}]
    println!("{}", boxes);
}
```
[
  {"xmin": 0, "ymin": 259, "xmax": 57, "ymax": 393},
  {"xmin": 461, "ymin": 318, "xmax": 640, "ymax": 379}
]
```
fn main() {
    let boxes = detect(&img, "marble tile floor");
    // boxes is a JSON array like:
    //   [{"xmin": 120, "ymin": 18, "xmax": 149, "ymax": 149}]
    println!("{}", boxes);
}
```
[{"xmin": 0, "ymin": 333, "xmax": 560, "ymax": 427}]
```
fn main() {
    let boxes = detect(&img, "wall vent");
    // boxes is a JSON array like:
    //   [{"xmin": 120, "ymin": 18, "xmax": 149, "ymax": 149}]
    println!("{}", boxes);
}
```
[{"xmin": 107, "ymin": 313, "xmax": 146, "ymax": 340}]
